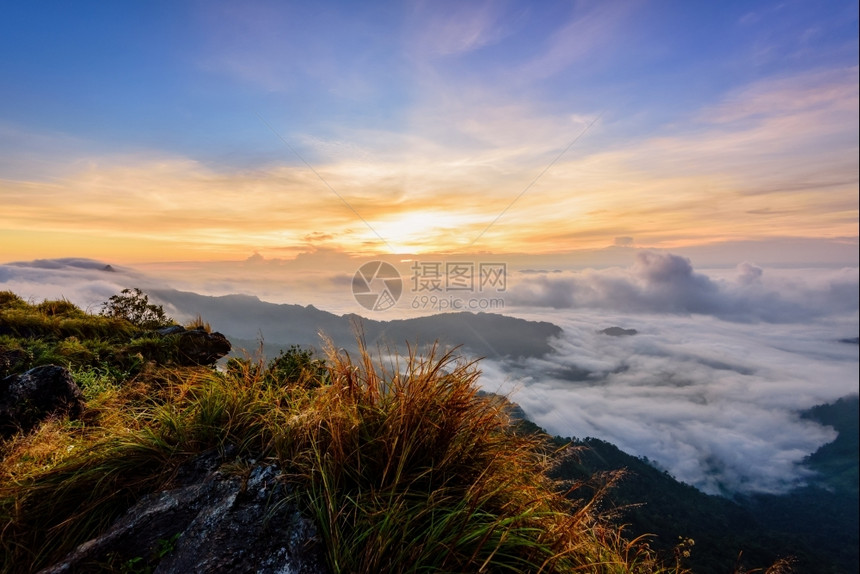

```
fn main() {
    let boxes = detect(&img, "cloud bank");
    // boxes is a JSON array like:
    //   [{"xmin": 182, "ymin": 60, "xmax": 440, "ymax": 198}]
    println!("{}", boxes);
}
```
[
  {"xmin": 485, "ymin": 255, "xmax": 859, "ymax": 495},
  {"xmin": 480, "ymin": 307, "xmax": 858, "ymax": 495},
  {"xmin": 507, "ymin": 251, "xmax": 859, "ymax": 322},
  {"xmin": 0, "ymin": 258, "xmax": 147, "ymax": 311}
]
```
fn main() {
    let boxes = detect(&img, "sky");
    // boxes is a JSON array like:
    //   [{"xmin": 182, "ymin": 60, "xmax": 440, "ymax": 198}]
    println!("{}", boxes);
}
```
[
  {"xmin": 1, "ymin": 0, "xmax": 858, "ymax": 264},
  {"xmin": 1, "ymin": 2, "xmax": 858, "ymax": 496}
]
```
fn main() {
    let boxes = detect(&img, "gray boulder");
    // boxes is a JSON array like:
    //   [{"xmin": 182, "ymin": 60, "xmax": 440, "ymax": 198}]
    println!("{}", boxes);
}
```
[
  {"xmin": 0, "ymin": 365, "xmax": 83, "ymax": 438},
  {"xmin": 155, "ymin": 325, "xmax": 232, "ymax": 366},
  {"xmin": 39, "ymin": 449, "xmax": 328, "ymax": 574},
  {"xmin": 156, "ymin": 325, "xmax": 186, "ymax": 336},
  {"xmin": 172, "ymin": 327, "xmax": 232, "ymax": 366}
]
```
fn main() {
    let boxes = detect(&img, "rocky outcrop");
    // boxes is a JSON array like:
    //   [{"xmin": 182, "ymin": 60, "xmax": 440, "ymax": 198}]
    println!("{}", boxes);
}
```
[
  {"xmin": 600, "ymin": 327, "xmax": 638, "ymax": 337},
  {"xmin": 0, "ymin": 365, "xmax": 83, "ymax": 438},
  {"xmin": 157, "ymin": 326, "xmax": 232, "ymax": 366},
  {"xmin": 39, "ymin": 449, "xmax": 329, "ymax": 574}
]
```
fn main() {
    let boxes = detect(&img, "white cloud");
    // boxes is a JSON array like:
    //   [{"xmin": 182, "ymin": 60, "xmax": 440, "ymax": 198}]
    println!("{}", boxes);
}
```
[
  {"xmin": 479, "ymin": 258, "xmax": 859, "ymax": 495},
  {"xmin": 507, "ymin": 251, "xmax": 859, "ymax": 322},
  {"xmin": 0, "ymin": 258, "xmax": 146, "ymax": 311},
  {"xmin": 518, "ymin": 1, "xmax": 638, "ymax": 80},
  {"xmin": 479, "ymin": 307, "xmax": 858, "ymax": 495},
  {"xmin": 408, "ymin": 0, "xmax": 513, "ymax": 57}
]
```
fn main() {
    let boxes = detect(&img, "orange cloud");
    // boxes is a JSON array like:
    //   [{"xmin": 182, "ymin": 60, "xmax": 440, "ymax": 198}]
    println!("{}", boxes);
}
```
[{"xmin": 1, "ymin": 67, "xmax": 856, "ymax": 263}]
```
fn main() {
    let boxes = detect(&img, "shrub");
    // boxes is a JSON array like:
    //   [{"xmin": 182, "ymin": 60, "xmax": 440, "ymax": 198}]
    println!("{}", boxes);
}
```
[
  {"xmin": 99, "ymin": 289, "xmax": 173, "ymax": 329},
  {"xmin": 265, "ymin": 344, "xmax": 327, "ymax": 388}
]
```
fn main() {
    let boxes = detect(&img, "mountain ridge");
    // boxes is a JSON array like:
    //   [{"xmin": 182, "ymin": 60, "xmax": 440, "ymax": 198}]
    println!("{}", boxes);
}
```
[{"xmin": 149, "ymin": 288, "xmax": 562, "ymax": 359}]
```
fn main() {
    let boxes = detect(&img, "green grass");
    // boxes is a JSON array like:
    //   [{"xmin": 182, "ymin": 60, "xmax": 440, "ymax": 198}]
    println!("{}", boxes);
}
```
[{"xmin": 0, "ymin": 291, "xmax": 186, "ymax": 377}]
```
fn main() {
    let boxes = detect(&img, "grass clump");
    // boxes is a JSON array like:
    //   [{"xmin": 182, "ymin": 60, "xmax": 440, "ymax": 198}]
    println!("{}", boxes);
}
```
[
  {"xmin": 269, "ymin": 341, "xmax": 672, "ymax": 573},
  {"xmin": 35, "ymin": 298, "xmax": 87, "ymax": 318},
  {"xmin": 0, "ymin": 291, "xmax": 26, "ymax": 309},
  {"xmin": 185, "ymin": 314, "xmax": 211, "ymax": 333}
]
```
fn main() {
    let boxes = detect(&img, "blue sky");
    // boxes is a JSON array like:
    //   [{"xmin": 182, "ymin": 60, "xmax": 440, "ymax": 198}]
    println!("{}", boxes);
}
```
[{"xmin": 1, "ymin": 0, "xmax": 857, "ymax": 261}]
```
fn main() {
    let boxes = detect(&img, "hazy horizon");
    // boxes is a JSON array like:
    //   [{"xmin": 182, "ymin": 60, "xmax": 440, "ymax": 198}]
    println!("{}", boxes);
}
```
[{"xmin": 2, "ymin": 255, "xmax": 857, "ymax": 496}]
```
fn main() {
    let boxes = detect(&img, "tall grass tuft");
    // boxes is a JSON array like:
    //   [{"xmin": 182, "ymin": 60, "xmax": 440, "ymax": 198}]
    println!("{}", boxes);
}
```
[
  {"xmin": 185, "ymin": 314, "xmax": 212, "ymax": 333},
  {"xmin": 271, "ymin": 340, "xmax": 670, "ymax": 573}
]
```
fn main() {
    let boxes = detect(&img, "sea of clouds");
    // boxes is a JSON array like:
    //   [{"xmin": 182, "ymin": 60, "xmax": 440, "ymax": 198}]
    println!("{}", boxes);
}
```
[
  {"xmin": 2, "ymin": 253, "xmax": 857, "ymax": 496},
  {"xmin": 482, "ymin": 252, "xmax": 859, "ymax": 495}
]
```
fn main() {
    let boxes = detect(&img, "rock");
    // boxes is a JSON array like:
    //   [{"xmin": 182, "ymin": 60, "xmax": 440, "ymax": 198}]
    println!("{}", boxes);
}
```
[
  {"xmin": 600, "ymin": 327, "xmax": 638, "ymax": 337},
  {"xmin": 0, "ymin": 365, "xmax": 83, "ymax": 438},
  {"xmin": 154, "ymin": 326, "xmax": 232, "ymax": 366},
  {"xmin": 157, "ymin": 325, "xmax": 186, "ymax": 336},
  {"xmin": 38, "ymin": 452, "xmax": 329, "ymax": 574},
  {"xmin": 176, "ymin": 329, "xmax": 232, "ymax": 366}
]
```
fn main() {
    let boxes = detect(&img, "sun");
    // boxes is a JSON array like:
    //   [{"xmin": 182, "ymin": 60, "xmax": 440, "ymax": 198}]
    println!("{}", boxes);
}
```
[{"xmin": 366, "ymin": 210, "xmax": 480, "ymax": 254}]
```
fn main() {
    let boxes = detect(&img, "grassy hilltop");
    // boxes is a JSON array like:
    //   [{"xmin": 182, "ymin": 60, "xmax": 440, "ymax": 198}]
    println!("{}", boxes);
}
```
[{"xmin": 0, "ymin": 290, "xmax": 796, "ymax": 573}]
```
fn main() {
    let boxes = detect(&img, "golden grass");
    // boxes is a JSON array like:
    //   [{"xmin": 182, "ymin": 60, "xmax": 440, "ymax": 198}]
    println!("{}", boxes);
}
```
[
  {"xmin": 0, "ymin": 334, "xmax": 705, "ymax": 573},
  {"xmin": 265, "ymin": 340, "xmax": 674, "ymax": 573},
  {"xmin": 184, "ymin": 314, "xmax": 212, "ymax": 333}
]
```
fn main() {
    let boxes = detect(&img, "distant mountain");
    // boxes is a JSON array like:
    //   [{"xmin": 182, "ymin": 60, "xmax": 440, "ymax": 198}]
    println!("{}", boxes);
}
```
[
  {"xmin": 149, "ymin": 289, "xmax": 562, "ymax": 359},
  {"xmin": 740, "ymin": 395, "xmax": 859, "ymax": 573},
  {"xmin": 550, "ymin": 395, "xmax": 859, "ymax": 574},
  {"xmin": 802, "ymin": 394, "xmax": 860, "ymax": 496}
]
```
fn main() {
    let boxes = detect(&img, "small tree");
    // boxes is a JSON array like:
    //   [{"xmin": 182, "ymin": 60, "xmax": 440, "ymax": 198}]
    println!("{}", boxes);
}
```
[
  {"xmin": 100, "ymin": 288, "xmax": 173, "ymax": 329},
  {"xmin": 265, "ymin": 345, "xmax": 327, "ymax": 387}
]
